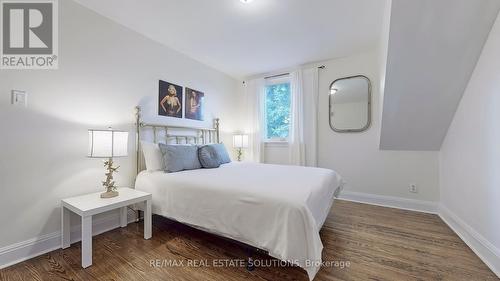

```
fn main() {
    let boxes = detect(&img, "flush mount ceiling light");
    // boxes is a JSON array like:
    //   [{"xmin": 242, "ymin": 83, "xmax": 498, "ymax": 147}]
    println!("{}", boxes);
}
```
[{"xmin": 240, "ymin": 0, "xmax": 253, "ymax": 3}]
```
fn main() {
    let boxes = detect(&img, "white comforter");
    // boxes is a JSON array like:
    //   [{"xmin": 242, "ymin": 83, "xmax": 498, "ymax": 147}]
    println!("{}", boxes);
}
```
[{"xmin": 135, "ymin": 162, "xmax": 343, "ymax": 280}]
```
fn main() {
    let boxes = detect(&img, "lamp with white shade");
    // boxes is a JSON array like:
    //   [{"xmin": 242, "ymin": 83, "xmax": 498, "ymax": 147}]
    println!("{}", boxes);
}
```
[
  {"xmin": 233, "ymin": 134, "xmax": 249, "ymax": 161},
  {"xmin": 88, "ymin": 129, "xmax": 128, "ymax": 198}
]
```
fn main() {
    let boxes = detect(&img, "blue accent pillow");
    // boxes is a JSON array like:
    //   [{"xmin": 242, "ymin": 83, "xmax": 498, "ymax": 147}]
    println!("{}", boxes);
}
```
[
  {"xmin": 198, "ymin": 144, "xmax": 231, "ymax": 168},
  {"xmin": 213, "ymin": 143, "xmax": 231, "ymax": 164},
  {"xmin": 158, "ymin": 144, "xmax": 201, "ymax": 173},
  {"xmin": 198, "ymin": 145, "xmax": 221, "ymax": 168}
]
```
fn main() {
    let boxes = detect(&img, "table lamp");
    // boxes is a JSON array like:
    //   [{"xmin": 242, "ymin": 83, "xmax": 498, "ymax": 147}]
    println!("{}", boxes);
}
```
[
  {"xmin": 233, "ymin": 134, "xmax": 249, "ymax": 161},
  {"xmin": 88, "ymin": 128, "xmax": 128, "ymax": 198}
]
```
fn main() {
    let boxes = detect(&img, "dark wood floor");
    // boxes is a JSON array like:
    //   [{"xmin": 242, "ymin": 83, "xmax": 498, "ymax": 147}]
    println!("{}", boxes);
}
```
[{"xmin": 1, "ymin": 200, "xmax": 498, "ymax": 281}]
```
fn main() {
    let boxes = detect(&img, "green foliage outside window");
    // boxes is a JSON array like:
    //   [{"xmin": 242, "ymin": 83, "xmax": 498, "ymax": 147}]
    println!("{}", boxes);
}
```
[{"xmin": 265, "ymin": 83, "xmax": 291, "ymax": 139}]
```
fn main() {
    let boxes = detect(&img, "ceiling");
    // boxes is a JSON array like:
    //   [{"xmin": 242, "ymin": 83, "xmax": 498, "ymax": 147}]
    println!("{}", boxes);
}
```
[
  {"xmin": 380, "ymin": 0, "xmax": 500, "ymax": 151},
  {"xmin": 75, "ymin": 0, "xmax": 386, "ymax": 78}
]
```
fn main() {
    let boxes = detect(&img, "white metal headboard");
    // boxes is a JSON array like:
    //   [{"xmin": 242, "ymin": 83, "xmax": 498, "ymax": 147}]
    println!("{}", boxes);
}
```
[{"xmin": 135, "ymin": 106, "xmax": 220, "ymax": 174}]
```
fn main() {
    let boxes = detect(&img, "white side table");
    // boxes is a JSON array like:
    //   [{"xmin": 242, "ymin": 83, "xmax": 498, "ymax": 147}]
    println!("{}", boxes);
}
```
[{"xmin": 61, "ymin": 188, "xmax": 152, "ymax": 268}]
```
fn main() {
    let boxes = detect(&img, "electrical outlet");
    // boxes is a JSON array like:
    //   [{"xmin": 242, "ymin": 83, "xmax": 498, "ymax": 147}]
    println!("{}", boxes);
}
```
[{"xmin": 409, "ymin": 183, "xmax": 418, "ymax": 193}]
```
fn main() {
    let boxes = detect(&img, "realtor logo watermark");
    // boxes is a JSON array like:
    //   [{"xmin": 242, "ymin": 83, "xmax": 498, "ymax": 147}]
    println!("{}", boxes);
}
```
[{"xmin": 1, "ymin": 0, "xmax": 58, "ymax": 69}]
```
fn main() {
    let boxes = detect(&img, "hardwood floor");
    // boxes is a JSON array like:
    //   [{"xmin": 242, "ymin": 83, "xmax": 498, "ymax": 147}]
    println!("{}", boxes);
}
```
[{"xmin": 1, "ymin": 200, "xmax": 498, "ymax": 281}]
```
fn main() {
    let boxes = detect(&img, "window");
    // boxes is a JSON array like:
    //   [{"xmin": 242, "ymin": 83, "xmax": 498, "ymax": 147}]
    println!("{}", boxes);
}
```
[{"xmin": 265, "ymin": 80, "xmax": 291, "ymax": 141}]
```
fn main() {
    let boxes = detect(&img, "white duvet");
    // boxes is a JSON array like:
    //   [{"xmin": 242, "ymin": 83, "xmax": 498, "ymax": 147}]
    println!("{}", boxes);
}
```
[{"xmin": 135, "ymin": 162, "xmax": 343, "ymax": 280}]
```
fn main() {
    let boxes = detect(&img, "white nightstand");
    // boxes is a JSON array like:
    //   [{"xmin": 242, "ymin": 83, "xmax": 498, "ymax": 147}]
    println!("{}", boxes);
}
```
[{"xmin": 61, "ymin": 188, "xmax": 152, "ymax": 268}]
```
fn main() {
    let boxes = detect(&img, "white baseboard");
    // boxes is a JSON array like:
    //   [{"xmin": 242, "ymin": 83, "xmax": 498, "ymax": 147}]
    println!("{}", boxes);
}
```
[
  {"xmin": 338, "ymin": 190, "xmax": 438, "ymax": 214},
  {"xmin": 0, "ymin": 211, "xmax": 136, "ymax": 269},
  {"xmin": 438, "ymin": 204, "xmax": 500, "ymax": 278}
]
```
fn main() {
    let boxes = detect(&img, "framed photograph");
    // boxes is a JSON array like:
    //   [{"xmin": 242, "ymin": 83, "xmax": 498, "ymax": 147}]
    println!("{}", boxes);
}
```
[
  {"xmin": 185, "ymin": 87, "xmax": 205, "ymax": 121},
  {"xmin": 158, "ymin": 80, "xmax": 183, "ymax": 118}
]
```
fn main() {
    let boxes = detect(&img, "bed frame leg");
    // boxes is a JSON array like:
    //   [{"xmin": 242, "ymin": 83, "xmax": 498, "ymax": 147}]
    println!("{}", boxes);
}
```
[
  {"xmin": 245, "ymin": 247, "xmax": 255, "ymax": 271},
  {"xmin": 246, "ymin": 257, "xmax": 255, "ymax": 271}
]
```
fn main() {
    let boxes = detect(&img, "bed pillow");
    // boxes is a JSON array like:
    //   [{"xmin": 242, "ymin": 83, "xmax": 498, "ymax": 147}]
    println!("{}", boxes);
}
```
[
  {"xmin": 159, "ymin": 144, "xmax": 202, "ymax": 173},
  {"xmin": 141, "ymin": 141, "xmax": 164, "ymax": 171},
  {"xmin": 198, "ymin": 144, "xmax": 231, "ymax": 168},
  {"xmin": 213, "ymin": 143, "xmax": 231, "ymax": 164},
  {"xmin": 198, "ymin": 145, "xmax": 221, "ymax": 168}
]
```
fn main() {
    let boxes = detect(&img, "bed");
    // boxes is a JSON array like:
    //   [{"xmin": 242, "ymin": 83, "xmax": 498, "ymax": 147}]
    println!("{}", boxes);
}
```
[{"xmin": 133, "ymin": 106, "xmax": 343, "ymax": 280}]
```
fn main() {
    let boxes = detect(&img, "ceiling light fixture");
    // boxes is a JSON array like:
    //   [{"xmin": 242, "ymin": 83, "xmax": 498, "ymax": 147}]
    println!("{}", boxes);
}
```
[{"xmin": 240, "ymin": 0, "xmax": 253, "ymax": 3}]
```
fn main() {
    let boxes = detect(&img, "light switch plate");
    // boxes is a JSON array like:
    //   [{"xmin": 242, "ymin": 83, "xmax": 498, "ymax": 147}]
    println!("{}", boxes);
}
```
[{"xmin": 11, "ymin": 90, "xmax": 27, "ymax": 107}]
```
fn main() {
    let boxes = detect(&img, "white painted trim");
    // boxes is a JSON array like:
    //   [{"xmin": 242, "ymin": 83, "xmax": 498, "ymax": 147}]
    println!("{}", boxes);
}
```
[
  {"xmin": 0, "ymin": 211, "xmax": 136, "ymax": 269},
  {"xmin": 438, "ymin": 204, "xmax": 500, "ymax": 278},
  {"xmin": 264, "ymin": 141, "xmax": 289, "ymax": 147},
  {"xmin": 338, "ymin": 190, "xmax": 438, "ymax": 214}
]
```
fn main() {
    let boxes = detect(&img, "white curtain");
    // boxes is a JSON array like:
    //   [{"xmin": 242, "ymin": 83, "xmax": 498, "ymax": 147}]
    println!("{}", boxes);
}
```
[
  {"xmin": 302, "ymin": 67, "xmax": 319, "ymax": 167},
  {"xmin": 245, "ymin": 78, "xmax": 266, "ymax": 163},
  {"xmin": 289, "ymin": 70, "xmax": 306, "ymax": 165},
  {"xmin": 289, "ymin": 68, "xmax": 319, "ymax": 167}
]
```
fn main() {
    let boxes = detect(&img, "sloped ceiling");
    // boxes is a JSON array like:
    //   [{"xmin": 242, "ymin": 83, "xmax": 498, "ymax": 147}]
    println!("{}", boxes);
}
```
[
  {"xmin": 380, "ymin": 0, "xmax": 500, "ymax": 151},
  {"xmin": 74, "ymin": 0, "xmax": 385, "ymax": 78}
]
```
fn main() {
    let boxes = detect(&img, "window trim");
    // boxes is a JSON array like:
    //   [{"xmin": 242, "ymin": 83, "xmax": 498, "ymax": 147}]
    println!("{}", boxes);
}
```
[
  {"xmin": 264, "ymin": 76, "xmax": 291, "ymax": 143},
  {"xmin": 264, "ymin": 137, "xmax": 289, "ymax": 144},
  {"xmin": 265, "ymin": 75, "xmax": 290, "ymax": 86},
  {"xmin": 264, "ymin": 140, "xmax": 289, "ymax": 147}
]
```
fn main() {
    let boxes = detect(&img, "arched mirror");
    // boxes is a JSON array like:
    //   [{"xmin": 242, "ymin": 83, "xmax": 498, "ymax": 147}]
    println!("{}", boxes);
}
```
[{"xmin": 329, "ymin": 75, "xmax": 371, "ymax": 132}]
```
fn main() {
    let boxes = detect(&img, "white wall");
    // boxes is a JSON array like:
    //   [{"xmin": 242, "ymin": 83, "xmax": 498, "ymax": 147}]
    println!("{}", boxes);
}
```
[
  {"xmin": 264, "ymin": 143, "xmax": 289, "ymax": 165},
  {"xmin": 440, "ymin": 10, "xmax": 500, "ymax": 273},
  {"xmin": 317, "ymin": 51, "xmax": 439, "ymax": 202},
  {"xmin": 0, "ymin": 0, "xmax": 242, "ymax": 251}
]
